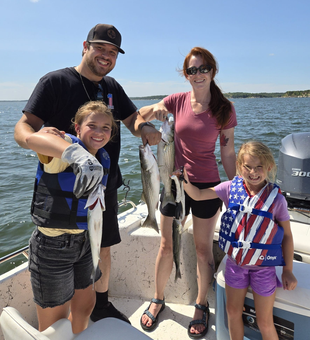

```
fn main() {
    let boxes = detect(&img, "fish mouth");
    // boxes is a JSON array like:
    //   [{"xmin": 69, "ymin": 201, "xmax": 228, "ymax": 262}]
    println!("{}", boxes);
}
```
[{"xmin": 89, "ymin": 198, "xmax": 99, "ymax": 210}]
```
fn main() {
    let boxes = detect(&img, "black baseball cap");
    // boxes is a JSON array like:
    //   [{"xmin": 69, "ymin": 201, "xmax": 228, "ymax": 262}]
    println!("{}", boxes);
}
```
[{"xmin": 87, "ymin": 24, "xmax": 125, "ymax": 54}]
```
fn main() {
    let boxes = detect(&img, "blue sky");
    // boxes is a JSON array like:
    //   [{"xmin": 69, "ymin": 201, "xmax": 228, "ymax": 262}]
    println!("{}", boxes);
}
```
[{"xmin": 1, "ymin": 0, "xmax": 309, "ymax": 100}]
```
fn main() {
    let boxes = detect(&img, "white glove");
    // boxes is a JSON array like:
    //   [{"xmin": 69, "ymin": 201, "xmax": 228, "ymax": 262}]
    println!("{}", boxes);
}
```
[{"xmin": 61, "ymin": 143, "xmax": 103, "ymax": 198}]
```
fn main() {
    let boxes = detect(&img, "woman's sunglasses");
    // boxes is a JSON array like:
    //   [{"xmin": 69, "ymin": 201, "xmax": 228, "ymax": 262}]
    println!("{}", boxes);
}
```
[{"xmin": 186, "ymin": 64, "xmax": 212, "ymax": 76}]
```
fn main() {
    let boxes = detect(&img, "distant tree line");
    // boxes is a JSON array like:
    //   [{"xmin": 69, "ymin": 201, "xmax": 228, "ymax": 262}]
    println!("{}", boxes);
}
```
[
  {"xmin": 225, "ymin": 90, "xmax": 310, "ymax": 98},
  {"xmin": 2, "ymin": 91, "xmax": 310, "ymax": 103},
  {"xmin": 130, "ymin": 90, "xmax": 310, "ymax": 100},
  {"xmin": 130, "ymin": 95, "xmax": 167, "ymax": 100},
  {"xmin": 283, "ymin": 90, "xmax": 310, "ymax": 98}
]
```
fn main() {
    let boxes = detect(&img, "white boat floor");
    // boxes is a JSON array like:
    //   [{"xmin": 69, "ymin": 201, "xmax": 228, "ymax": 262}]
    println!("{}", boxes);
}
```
[{"xmin": 98, "ymin": 291, "xmax": 216, "ymax": 340}]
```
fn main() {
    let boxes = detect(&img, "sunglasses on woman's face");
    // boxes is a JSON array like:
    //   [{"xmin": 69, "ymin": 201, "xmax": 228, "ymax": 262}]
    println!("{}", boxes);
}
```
[{"xmin": 186, "ymin": 64, "xmax": 212, "ymax": 76}]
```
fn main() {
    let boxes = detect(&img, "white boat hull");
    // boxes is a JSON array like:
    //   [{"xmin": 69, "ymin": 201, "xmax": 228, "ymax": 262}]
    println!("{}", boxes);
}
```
[{"xmin": 0, "ymin": 200, "xmax": 309, "ymax": 340}]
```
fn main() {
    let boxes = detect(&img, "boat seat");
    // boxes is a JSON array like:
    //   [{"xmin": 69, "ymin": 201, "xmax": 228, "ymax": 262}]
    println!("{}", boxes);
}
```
[
  {"xmin": 0, "ymin": 307, "xmax": 152, "ymax": 340},
  {"xmin": 0, "ymin": 307, "xmax": 74, "ymax": 340}
]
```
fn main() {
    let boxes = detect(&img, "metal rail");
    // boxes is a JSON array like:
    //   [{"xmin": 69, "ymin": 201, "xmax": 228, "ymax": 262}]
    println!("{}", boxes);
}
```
[{"xmin": 0, "ymin": 245, "xmax": 29, "ymax": 265}]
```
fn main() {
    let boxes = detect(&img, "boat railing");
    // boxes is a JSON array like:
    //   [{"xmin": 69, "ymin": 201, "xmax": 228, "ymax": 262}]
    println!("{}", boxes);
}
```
[
  {"xmin": 0, "ymin": 245, "xmax": 29, "ymax": 266},
  {"xmin": 0, "ymin": 180, "xmax": 137, "ymax": 270}
]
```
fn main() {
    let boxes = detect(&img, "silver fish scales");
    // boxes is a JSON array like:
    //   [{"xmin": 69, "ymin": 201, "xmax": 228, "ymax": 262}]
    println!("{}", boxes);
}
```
[
  {"xmin": 85, "ymin": 184, "xmax": 105, "ymax": 285},
  {"xmin": 157, "ymin": 118, "xmax": 175, "ymax": 208},
  {"xmin": 139, "ymin": 143, "xmax": 160, "ymax": 233}
]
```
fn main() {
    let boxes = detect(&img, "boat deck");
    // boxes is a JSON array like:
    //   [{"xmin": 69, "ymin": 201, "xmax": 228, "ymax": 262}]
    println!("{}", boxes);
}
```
[
  {"xmin": 93, "ymin": 292, "xmax": 217, "ymax": 340},
  {"xmin": 1, "ymin": 201, "xmax": 310, "ymax": 339},
  {"xmin": 0, "ymin": 264, "xmax": 217, "ymax": 340}
]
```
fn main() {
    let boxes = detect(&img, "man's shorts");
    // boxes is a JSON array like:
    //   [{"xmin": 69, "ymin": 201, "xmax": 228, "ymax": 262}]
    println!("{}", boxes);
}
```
[
  {"xmin": 28, "ymin": 229, "xmax": 101, "ymax": 308},
  {"xmin": 225, "ymin": 256, "xmax": 282, "ymax": 297},
  {"xmin": 160, "ymin": 181, "xmax": 222, "ymax": 219},
  {"xmin": 101, "ymin": 189, "xmax": 121, "ymax": 247}
]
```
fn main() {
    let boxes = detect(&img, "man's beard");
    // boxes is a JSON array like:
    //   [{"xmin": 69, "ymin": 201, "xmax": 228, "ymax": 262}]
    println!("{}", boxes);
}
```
[{"xmin": 86, "ymin": 58, "xmax": 112, "ymax": 78}]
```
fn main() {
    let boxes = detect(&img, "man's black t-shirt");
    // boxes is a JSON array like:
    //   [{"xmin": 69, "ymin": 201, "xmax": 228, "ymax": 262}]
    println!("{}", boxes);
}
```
[{"xmin": 23, "ymin": 67, "xmax": 137, "ymax": 191}]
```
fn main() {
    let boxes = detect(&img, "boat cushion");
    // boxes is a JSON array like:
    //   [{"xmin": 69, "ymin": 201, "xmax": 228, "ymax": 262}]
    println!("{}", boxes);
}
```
[
  {"xmin": 0, "ymin": 307, "xmax": 49, "ymax": 340},
  {"xmin": 0, "ymin": 307, "xmax": 74, "ymax": 340},
  {"xmin": 75, "ymin": 318, "xmax": 152, "ymax": 340}
]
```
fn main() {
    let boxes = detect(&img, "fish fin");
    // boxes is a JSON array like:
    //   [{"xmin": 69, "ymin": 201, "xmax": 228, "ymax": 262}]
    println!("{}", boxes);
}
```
[
  {"xmin": 90, "ymin": 267, "xmax": 97, "ymax": 290},
  {"xmin": 175, "ymin": 202, "xmax": 185, "ymax": 220},
  {"xmin": 174, "ymin": 269, "xmax": 182, "ymax": 282},
  {"xmin": 142, "ymin": 215, "xmax": 159, "ymax": 233},
  {"xmin": 161, "ymin": 193, "xmax": 176, "ymax": 209}
]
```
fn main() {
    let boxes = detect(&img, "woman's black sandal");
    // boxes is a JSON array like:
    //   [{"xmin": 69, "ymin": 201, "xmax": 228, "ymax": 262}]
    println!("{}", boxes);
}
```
[
  {"xmin": 140, "ymin": 298, "xmax": 165, "ymax": 332},
  {"xmin": 187, "ymin": 302, "xmax": 210, "ymax": 339}
]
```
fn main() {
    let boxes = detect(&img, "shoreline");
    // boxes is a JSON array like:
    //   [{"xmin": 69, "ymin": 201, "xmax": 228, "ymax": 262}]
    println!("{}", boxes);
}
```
[
  {"xmin": 130, "ymin": 90, "xmax": 310, "ymax": 100},
  {"xmin": 1, "ymin": 90, "xmax": 310, "ymax": 102}
]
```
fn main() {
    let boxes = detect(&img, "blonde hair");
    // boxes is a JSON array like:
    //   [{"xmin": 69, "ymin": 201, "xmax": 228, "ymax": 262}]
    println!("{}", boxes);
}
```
[
  {"xmin": 236, "ymin": 141, "xmax": 277, "ymax": 183},
  {"xmin": 72, "ymin": 100, "xmax": 118, "ymax": 140}
]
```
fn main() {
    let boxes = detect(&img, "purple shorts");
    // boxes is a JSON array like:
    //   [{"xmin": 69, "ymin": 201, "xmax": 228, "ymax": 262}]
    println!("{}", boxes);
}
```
[{"xmin": 225, "ymin": 256, "xmax": 282, "ymax": 297}]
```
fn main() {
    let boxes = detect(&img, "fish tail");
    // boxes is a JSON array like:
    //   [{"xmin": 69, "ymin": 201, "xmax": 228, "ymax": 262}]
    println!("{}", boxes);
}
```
[
  {"xmin": 174, "ymin": 268, "xmax": 181, "ymax": 282},
  {"xmin": 142, "ymin": 215, "xmax": 159, "ymax": 233}
]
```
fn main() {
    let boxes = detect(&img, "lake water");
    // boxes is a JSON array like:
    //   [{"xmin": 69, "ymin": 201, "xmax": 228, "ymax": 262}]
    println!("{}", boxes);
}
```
[{"xmin": 1, "ymin": 97, "xmax": 310, "ymax": 259}]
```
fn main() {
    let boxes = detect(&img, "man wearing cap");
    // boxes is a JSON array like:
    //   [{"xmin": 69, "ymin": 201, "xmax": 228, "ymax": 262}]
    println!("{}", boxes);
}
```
[{"xmin": 14, "ymin": 24, "xmax": 161, "ymax": 325}]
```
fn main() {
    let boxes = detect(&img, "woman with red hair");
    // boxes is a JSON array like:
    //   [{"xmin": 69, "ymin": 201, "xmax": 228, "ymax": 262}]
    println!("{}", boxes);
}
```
[{"xmin": 139, "ymin": 47, "xmax": 237, "ymax": 338}]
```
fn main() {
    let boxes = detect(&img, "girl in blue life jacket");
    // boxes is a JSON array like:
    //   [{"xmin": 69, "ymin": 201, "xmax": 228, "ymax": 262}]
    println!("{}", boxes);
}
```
[
  {"xmin": 174, "ymin": 141, "xmax": 297, "ymax": 340},
  {"xmin": 25, "ymin": 101, "xmax": 117, "ymax": 334}
]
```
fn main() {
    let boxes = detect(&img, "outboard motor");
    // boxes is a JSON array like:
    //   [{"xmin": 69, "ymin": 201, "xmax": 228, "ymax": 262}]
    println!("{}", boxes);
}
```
[{"xmin": 276, "ymin": 132, "xmax": 310, "ymax": 209}]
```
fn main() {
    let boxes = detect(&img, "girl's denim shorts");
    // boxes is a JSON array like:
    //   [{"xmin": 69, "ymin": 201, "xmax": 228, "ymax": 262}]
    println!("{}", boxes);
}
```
[{"xmin": 28, "ymin": 228, "xmax": 101, "ymax": 308}]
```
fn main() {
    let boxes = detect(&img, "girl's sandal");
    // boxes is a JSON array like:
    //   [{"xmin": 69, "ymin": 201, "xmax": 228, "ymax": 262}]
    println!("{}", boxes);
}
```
[
  {"xmin": 187, "ymin": 302, "xmax": 210, "ymax": 339},
  {"xmin": 140, "ymin": 298, "xmax": 165, "ymax": 332}
]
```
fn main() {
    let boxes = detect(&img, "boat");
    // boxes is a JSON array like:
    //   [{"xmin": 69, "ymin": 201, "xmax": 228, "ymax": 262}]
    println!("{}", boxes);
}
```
[
  {"xmin": 1, "ymin": 132, "xmax": 310, "ymax": 340},
  {"xmin": 0, "ymin": 200, "xmax": 217, "ymax": 340}
]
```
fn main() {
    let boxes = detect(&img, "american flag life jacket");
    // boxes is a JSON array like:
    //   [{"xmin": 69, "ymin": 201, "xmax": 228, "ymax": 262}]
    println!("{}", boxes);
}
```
[{"xmin": 219, "ymin": 176, "xmax": 285, "ymax": 266}]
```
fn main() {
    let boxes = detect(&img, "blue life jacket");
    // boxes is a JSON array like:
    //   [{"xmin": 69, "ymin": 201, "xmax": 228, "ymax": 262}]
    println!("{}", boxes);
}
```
[
  {"xmin": 31, "ymin": 134, "xmax": 110, "ymax": 230},
  {"xmin": 219, "ymin": 176, "xmax": 285, "ymax": 266}
]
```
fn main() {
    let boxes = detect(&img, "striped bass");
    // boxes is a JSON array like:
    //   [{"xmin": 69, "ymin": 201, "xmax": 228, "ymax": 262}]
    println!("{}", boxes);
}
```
[
  {"xmin": 170, "ymin": 174, "xmax": 186, "ymax": 281},
  {"xmin": 172, "ymin": 218, "xmax": 182, "ymax": 281},
  {"xmin": 157, "ymin": 117, "xmax": 175, "ymax": 208},
  {"xmin": 171, "ymin": 175, "xmax": 185, "ymax": 222},
  {"xmin": 139, "ymin": 143, "xmax": 160, "ymax": 233},
  {"xmin": 85, "ymin": 183, "xmax": 105, "ymax": 284}
]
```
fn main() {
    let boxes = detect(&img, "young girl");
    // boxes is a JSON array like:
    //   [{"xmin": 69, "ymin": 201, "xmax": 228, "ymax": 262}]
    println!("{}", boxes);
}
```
[
  {"xmin": 176, "ymin": 141, "xmax": 297, "ymax": 340},
  {"xmin": 25, "ymin": 101, "xmax": 117, "ymax": 334}
]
